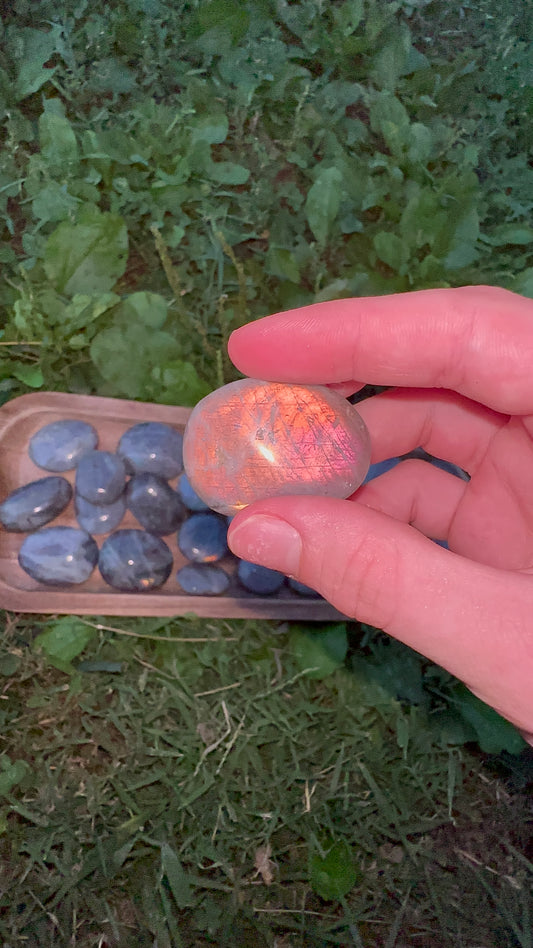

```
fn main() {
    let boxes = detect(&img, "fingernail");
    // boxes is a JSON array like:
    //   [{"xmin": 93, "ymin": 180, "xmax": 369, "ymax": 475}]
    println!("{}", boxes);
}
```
[{"xmin": 228, "ymin": 515, "xmax": 302, "ymax": 576}]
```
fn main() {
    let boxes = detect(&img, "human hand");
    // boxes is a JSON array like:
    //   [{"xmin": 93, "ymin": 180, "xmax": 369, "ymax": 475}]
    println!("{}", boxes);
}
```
[{"xmin": 226, "ymin": 286, "xmax": 533, "ymax": 743}]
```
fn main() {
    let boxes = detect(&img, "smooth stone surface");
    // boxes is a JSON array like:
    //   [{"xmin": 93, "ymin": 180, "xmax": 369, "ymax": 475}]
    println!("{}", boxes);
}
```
[
  {"xmin": 29, "ymin": 419, "xmax": 98, "ymax": 472},
  {"xmin": 288, "ymin": 577, "xmax": 322, "ymax": 598},
  {"xmin": 75, "ymin": 450, "xmax": 127, "ymax": 504},
  {"xmin": 183, "ymin": 379, "xmax": 371, "ymax": 515},
  {"xmin": 99, "ymin": 529, "xmax": 173, "ymax": 591},
  {"xmin": 177, "ymin": 472, "xmax": 210, "ymax": 512},
  {"xmin": 177, "ymin": 512, "xmax": 228, "ymax": 563},
  {"xmin": 117, "ymin": 422, "xmax": 183, "ymax": 478},
  {"xmin": 18, "ymin": 526, "xmax": 98, "ymax": 585},
  {"xmin": 126, "ymin": 473, "xmax": 186, "ymax": 535},
  {"xmin": 177, "ymin": 563, "xmax": 230, "ymax": 595},
  {"xmin": 75, "ymin": 493, "xmax": 126, "ymax": 535},
  {"xmin": 237, "ymin": 560, "xmax": 285, "ymax": 595},
  {"xmin": 363, "ymin": 458, "xmax": 401, "ymax": 483},
  {"xmin": 0, "ymin": 476, "xmax": 72, "ymax": 532}
]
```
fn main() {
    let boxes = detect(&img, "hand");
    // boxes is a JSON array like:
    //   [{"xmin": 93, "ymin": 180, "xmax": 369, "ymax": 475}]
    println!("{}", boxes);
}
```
[{"xmin": 226, "ymin": 286, "xmax": 533, "ymax": 743}]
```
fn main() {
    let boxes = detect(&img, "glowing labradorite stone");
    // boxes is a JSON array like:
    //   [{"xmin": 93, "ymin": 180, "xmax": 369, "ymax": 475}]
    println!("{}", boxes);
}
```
[{"xmin": 183, "ymin": 379, "xmax": 371, "ymax": 516}]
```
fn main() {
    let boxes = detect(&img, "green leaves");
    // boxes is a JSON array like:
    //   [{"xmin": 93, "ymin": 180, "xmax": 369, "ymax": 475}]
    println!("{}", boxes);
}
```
[
  {"xmin": 290, "ymin": 624, "xmax": 348, "ymax": 679},
  {"xmin": 6, "ymin": 24, "xmax": 63, "ymax": 101},
  {"xmin": 44, "ymin": 205, "xmax": 128, "ymax": 295},
  {"xmin": 309, "ymin": 839, "xmax": 360, "ymax": 901},
  {"xmin": 449, "ymin": 684, "xmax": 527, "ymax": 755},
  {"xmin": 305, "ymin": 167, "xmax": 343, "ymax": 245},
  {"xmin": 33, "ymin": 617, "xmax": 96, "ymax": 673}
]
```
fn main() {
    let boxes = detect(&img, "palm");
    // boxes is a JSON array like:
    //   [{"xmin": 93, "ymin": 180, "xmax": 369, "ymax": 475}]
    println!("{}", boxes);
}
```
[{"xmin": 448, "ymin": 415, "xmax": 533, "ymax": 571}]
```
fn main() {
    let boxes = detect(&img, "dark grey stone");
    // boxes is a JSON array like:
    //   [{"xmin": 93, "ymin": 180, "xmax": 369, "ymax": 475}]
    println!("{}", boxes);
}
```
[
  {"xmin": 126, "ymin": 473, "xmax": 186, "ymax": 535},
  {"xmin": 75, "ymin": 493, "xmax": 126, "ymax": 535},
  {"xmin": 99, "ymin": 529, "xmax": 173, "ymax": 591},
  {"xmin": 177, "ymin": 563, "xmax": 230, "ymax": 595},
  {"xmin": 237, "ymin": 560, "xmax": 285, "ymax": 595},
  {"xmin": 288, "ymin": 577, "xmax": 322, "ymax": 598},
  {"xmin": 176, "ymin": 472, "xmax": 209, "ymax": 511},
  {"xmin": 0, "ymin": 476, "xmax": 72, "ymax": 532},
  {"xmin": 29, "ymin": 419, "xmax": 98, "ymax": 472},
  {"xmin": 18, "ymin": 526, "xmax": 98, "ymax": 585},
  {"xmin": 75, "ymin": 451, "xmax": 127, "ymax": 505},
  {"xmin": 177, "ymin": 512, "xmax": 228, "ymax": 563},
  {"xmin": 117, "ymin": 422, "xmax": 183, "ymax": 478}
]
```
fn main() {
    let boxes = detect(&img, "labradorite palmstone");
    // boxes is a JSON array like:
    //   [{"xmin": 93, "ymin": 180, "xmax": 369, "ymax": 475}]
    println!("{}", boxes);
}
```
[
  {"xmin": 177, "ymin": 563, "xmax": 230, "ymax": 595},
  {"xmin": 75, "ymin": 493, "xmax": 126, "ymax": 535},
  {"xmin": 29, "ymin": 419, "xmax": 98, "ymax": 472},
  {"xmin": 99, "ymin": 529, "xmax": 173, "ymax": 591},
  {"xmin": 237, "ymin": 560, "xmax": 285, "ymax": 595},
  {"xmin": 0, "ymin": 476, "xmax": 72, "ymax": 532},
  {"xmin": 177, "ymin": 512, "xmax": 229, "ymax": 563},
  {"xmin": 117, "ymin": 422, "xmax": 183, "ymax": 478},
  {"xmin": 126, "ymin": 473, "xmax": 186, "ymax": 535},
  {"xmin": 18, "ymin": 526, "xmax": 98, "ymax": 585},
  {"xmin": 176, "ymin": 472, "xmax": 210, "ymax": 512},
  {"xmin": 75, "ymin": 450, "xmax": 127, "ymax": 505}
]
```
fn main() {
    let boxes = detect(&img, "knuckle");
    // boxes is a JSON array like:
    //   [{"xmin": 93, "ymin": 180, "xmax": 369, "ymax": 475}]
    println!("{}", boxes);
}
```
[{"xmin": 323, "ymin": 532, "xmax": 403, "ymax": 629}]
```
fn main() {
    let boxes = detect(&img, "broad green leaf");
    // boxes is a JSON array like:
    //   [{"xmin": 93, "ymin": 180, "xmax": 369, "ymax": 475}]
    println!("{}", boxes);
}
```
[
  {"xmin": 90, "ymin": 325, "xmax": 181, "ymax": 399},
  {"xmin": 450, "ymin": 684, "xmax": 527, "ymax": 755},
  {"xmin": 305, "ymin": 167, "xmax": 343, "ymax": 245},
  {"xmin": 190, "ymin": 113, "xmax": 229, "ymax": 145},
  {"xmin": 371, "ymin": 23, "xmax": 412, "ymax": 92},
  {"xmin": 44, "ymin": 205, "xmax": 128, "ymax": 295},
  {"xmin": 39, "ymin": 107, "xmax": 79, "ymax": 169},
  {"xmin": 32, "ymin": 182, "xmax": 80, "ymax": 224},
  {"xmin": 266, "ymin": 246, "xmax": 301, "ymax": 283},
  {"xmin": 0, "ymin": 758, "xmax": 30, "ymax": 797},
  {"xmin": 149, "ymin": 360, "xmax": 211, "ymax": 407},
  {"xmin": 9, "ymin": 25, "xmax": 63, "ymax": 100},
  {"xmin": 333, "ymin": 0, "xmax": 364, "ymax": 36},
  {"xmin": 207, "ymin": 161, "xmax": 250, "ymax": 185},
  {"xmin": 487, "ymin": 225, "xmax": 533, "ymax": 246},
  {"xmin": 373, "ymin": 231, "xmax": 409, "ymax": 271},
  {"xmin": 161, "ymin": 843, "xmax": 195, "ymax": 908},
  {"xmin": 309, "ymin": 840, "xmax": 360, "ymax": 901},
  {"xmin": 510, "ymin": 268, "xmax": 533, "ymax": 299},
  {"xmin": 34, "ymin": 617, "xmax": 95, "ymax": 671},
  {"xmin": 290, "ymin": 624, "xmax": 348, "ymax": 680},
  {"xmin": 10, "ymin": 363, "xmax": 44, "ymax": 388},
  {"xmin": 87, "ymin": 57, "xmax": 137, "ymax": 96},
  {"xmin": 111, "ymin": 292, "xmax": 168, "ymax": 330},
  {"xmin": 443, "ymin": 209, "xmax": 479, "ymax": 270},
  {"xmin": 197, "ymin": 0, "xmax": 250, "ymax": 45}
]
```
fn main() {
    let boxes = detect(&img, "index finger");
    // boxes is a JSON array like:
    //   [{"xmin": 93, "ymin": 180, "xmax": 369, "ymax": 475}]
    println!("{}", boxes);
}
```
[{"xmin": 228, "ymin": 286, "xmax": 533, "ymax": 415}]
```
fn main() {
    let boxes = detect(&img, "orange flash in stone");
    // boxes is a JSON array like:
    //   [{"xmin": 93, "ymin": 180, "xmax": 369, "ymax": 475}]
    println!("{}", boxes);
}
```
[{"xmin": 182, "ymin": 379, "xmax": 371, "ymax": 516}]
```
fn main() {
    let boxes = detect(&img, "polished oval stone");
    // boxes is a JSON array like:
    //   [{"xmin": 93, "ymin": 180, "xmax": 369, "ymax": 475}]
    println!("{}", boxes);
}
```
[
  {"xmin": 177, "ymin": 563, "xmax": 230, "ymax": 595},
  {"xmin": 29, "ymin": 419, "xmax": 98, "ymax": 472},
  {"xmin": 363, "ymin": 457, "xmax": 401, "ymax": 483},
  {"xmin": 288, "ymin": 577, "xmax": 322, "ymax": 598},
  {"xmin": 237, "ymin": 560, "xmax": 285, "ymax": 595},
  {"xmin": 75, "ymin": 493, "xmax": 126, "ymax": 535},
  {"xmin": 0, "ymin": 476, "xmax": 72, "ymax": 532},
  {"xmin": 177, "ymin": 512, "xmax": 228, "ymax": 563},
  {"xmin": 183, "ymin": 380, "xmax": 371, "ymax": 515},
  {"xmin": 19, "ymin": 526, "xmax": 98, "ymax": 585},
  {"xmin": 177, "ymin": 472, "xmax": 210, "ymax": 512},
  {"xmin": 75, "ymin": 450, "xmax": 127, "ymax": 505},
  {"xmin": 117, "ymin": 422, "xmax": 183, "ymax": 478},
  {"xmin": 126, "ymin": 473, "xmax": 186, "ymax": 535},
  {"xmin": 99, "ymin": 529, "xmax": 173, "ymax": 591}
]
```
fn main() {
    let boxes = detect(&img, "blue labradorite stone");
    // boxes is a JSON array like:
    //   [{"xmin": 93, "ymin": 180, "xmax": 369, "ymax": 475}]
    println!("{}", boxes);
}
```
[
  {"xmin": 29, "ymin": 420, "xmax": 98, "ymax": 472},
  {"xmin": 177, "ymin": 563, "xmax": 230, "ymax": 595},
  {"xmin": 75, "ymin": 493, "xmax": 126, "ymax": 535},
  {"xmin": 363, "ymin": 458, "xmax": 401, "ymax": 483},
  {"xmin": 288, "ymin": 578, "xmax": 322, "ymax": 598},
  {"xmin": 19, "ymin": 526, "xmax": 98, "ymax": 585},
  {"xmin": 177, "ymin": 512, "xmax": 228, "ymax": 563},
  {"xmin": 237, "ymin": 560, "xmax": 285, "ymax": 595},
  {"xmin": 177, "ymin": 473, "xmax": 210, "ymax": 512},
  {"xmin": 75, "ymin": 451, "xmax": 127, "ymax": 505},
  {"xmin": 99, "ymin": 529, "xmax": 173, "ymax": 591},
  {"xmin": 0, "ymin": 476, "xmax": 72, "ymax": 532},
  {"xmin": 117, "ymin": 422, "xmax": 183, "ymax": 478},
  {"xmin": 126, "ymin": 473, "xmax": 186, "ymax": 535}
]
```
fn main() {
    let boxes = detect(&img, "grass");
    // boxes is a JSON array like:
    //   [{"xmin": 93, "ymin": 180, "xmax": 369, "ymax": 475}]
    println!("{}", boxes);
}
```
[{"xmin": 0, "ymin": 612, "xmax": 531, "ymax": 946}]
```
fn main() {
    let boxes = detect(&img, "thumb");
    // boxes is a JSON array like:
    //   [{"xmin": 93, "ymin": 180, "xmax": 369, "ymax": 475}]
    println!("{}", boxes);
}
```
[{"xmin": 227, "ymin": 497, "xmax": 533, "ymax": 737}]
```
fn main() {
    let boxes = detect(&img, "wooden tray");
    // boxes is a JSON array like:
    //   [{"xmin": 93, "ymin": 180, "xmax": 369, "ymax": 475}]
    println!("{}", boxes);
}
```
[{"xmin": 0, "ymin": 393, "xmax": 345, "ymax": 619}]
